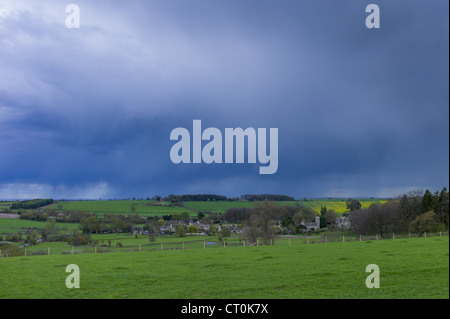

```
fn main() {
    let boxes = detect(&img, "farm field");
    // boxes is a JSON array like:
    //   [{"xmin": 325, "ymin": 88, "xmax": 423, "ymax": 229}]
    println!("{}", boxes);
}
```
[
  {"xmin": 180, "ymin": 199, "xmax": 389, "ymax": 214},
  {"xmin": 2, "ymin": 198, "xmax": 390, "ymax": 216},
  {"xmin": 0, "ymin": 218, "xmax": 78, "ymax": 234},
  {"xmin": 19, "ymin": 233, "xmax": 226, "ymax": 255},
  {"xmin": 0, "ymin": 236, "xmax": 448, "ymax": 299},
  {"xmin": 0, "ymin": 202, "xmax": 14, "ymax": 208},
  {"xmin": 295, "ymin": 199, "xmax": 389, "ymax": 213},
  {"xmin": 45, "ymin": 200, "xmax": 194, "ymax": 217},
  {"xmin": 6, "ymin": 230, "xmax": 448, "ymax": 257}
]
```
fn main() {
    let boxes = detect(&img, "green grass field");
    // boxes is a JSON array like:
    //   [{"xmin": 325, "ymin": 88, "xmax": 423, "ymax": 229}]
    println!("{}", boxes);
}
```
[
  {"xmin": 0, "ymin": 236, "xmax": 447, "ymax": 299},
  {"xmin": 0, "ymin": 218, "xmax": 79, "ymax": 234},
  {"xmin": 3, "ymin": 198, "xmax": 390, "ymax": 216},
  {"xmin": 44, "ymin": 200, "xmax": 195, "ymax": 217},
  {"xmin": 0, "ymin": 202, "xmax": 14, "ymax": 207}
]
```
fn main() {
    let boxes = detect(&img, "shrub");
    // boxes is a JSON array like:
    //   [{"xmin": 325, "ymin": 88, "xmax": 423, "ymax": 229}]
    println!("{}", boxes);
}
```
[
  {"xmin": 67, "ymin": 233, "xmax": 90, "ymax": 246},
  {"xmin": 25, "ymin": 235, "xmax": 37, "ymax": 246},
  {"xmin": 409, "ymin": 211, "xmax": 443, "ymax": 234},
  {"xmin": 8, "ymin": 233, "xmax": 22, "ymax": 242},
  {"xmin": 187, "ymin": 225, "xmax": 199, "ymax": 234},
  {"xmin": 175, "ymin": 223, "xmax": 186, "ymax": 237},
  {"xmin": 0, "ymin": 244, "xmax": 24, "ymax": 257},
  {"xmin": 220, "ymin": 226, "xmax": 231, "ymax": 237}
]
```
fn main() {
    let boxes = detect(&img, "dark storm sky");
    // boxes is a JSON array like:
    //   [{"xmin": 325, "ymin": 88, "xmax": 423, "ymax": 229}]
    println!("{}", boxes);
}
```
[{"xmin": 0, "ymin": 0, "xmax": 448, "ymax": 199}]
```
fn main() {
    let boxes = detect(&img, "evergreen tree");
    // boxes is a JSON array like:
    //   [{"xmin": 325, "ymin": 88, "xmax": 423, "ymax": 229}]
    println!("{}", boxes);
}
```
[
  {"xmin": 421, "ymin": 190, "xmax": 433, "ymax": 213},
  {"xmin": 436, "ymin": 187, "xmax": 449, "ymax": 227}
]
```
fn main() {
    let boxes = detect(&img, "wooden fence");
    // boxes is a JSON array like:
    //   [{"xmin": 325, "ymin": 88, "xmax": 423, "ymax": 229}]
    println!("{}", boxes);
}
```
[{"xmin": 1, "ymin": 231, "xmax": 448, "ymax": 258}]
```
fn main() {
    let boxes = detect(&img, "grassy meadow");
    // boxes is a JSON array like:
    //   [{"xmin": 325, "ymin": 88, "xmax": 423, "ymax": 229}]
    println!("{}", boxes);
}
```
[
  {"xmin": 0, "ymin": 236, "xmax": 447, "ymax": 299},
  {"xmin": 40, "ymin": 198, "xmax": 390, "ymax": 215},
  {"xmin": 45, "ymin": 200, "xmax": 193, "ymax": 217},
  {"xmin": 0, "ymin": 218, "xmax": 78, "ymax": 234}
]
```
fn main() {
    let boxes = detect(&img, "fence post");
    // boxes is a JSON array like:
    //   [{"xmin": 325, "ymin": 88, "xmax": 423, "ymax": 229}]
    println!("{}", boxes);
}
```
[
  {"xmin": 424, "ymin": 232, "xmax": 426, "ymax": 238},
  {"xmin": 376, "ymin": 234, "xmax": 378, "ymax": 240},
  {"xmin": 257, "ymin": 239, "xmax": 259, "ymax": 246},
  {"xmin": 25, "ymin": 247, "xmax": 27, "ymax": 256},
  {"xmin": 183, "ymin": 242, "xmax": 185, "ymax": 250},
  {"xmin": 48, "ymin": 247, "xmax": 50, "ymax": 256},
  {"xmin": 95, "ymin": 245, "xmax": 97, "ymax": 254},
  {"xmin": 161, "ymin": 243, "xmax": 163, "ymax": 251},
  {"xmin": 409, "ymin": 232, "xmax": 411, "ymax": 238},
  {"xmin": 342, "ymin": 235, "xmax": 344, "ymax": 242},
  {"xmin": 393, "ymin": 233, "xmax": 395, "ymax": 240},
  {"xmin": 360, "ymin": 234, "xmax": 362, "ymax": 241},
  {"xmin": 139, "ymin": 244, "xmax": 141, "ymax": 252},
  {"xmin": 72, "ymin": 246, "xmax": 74, "ymax": 254},
  {"xmin": 306, "ymin": 236, "xmax": 308, "ymax": 244},
  {"xmin": 243, "ymin": 240, "xmax": 246, "ymax": 247},
  {"xmin": 204, "ymin": 241, "xmax": 206, "ymax": 249}
]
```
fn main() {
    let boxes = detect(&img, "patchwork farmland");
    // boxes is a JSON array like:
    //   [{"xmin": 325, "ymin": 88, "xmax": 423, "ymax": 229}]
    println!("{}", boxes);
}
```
[{"xmin": 43, "ymin": 198, "xmax": 389, "ymax": 215}]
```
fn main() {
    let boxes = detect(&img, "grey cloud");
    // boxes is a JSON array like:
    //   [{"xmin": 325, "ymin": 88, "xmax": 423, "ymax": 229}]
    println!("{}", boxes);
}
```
[{"xmin": 0, "ymin": 0, "xmax": 448, "ymax": 198}]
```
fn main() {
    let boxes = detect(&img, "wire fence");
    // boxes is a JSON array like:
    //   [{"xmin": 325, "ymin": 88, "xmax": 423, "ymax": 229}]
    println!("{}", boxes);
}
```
[{"xmin": 1, "ymin": 230, "xmax": 448, "ymax": 258}]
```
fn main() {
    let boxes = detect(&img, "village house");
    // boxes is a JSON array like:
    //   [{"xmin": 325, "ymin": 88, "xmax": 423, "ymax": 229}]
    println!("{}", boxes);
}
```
[
  {"xmin": 160, "ymin": 222, "xmax": 176, "ymax": 234},
  {"xmin": 132, "ymin": 226, "xmax": 144, "ymax": 235},
  {"xmin": 335, "ymin": 216, "xmax": 351, "ymax": 230},
  {"xmin": 191, "ymin": 221, "xmax": 210, "ymax": 233}
]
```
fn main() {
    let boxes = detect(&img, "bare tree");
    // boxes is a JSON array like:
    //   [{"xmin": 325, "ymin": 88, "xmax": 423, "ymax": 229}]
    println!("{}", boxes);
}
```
[
  {"xmin": 323, "ymin": 208, "xmax": 337, "ymax": 225},
  {"xmin": 436, "ymin": 187, "xmax": 449, "ymax": 227},
  {"xmin": 243, "ymin": 201, "xmax": 282, "ymax": 245},
  {"xmin": 242, "ymin": 214, "xmax": 261, "ymax": 244},
  {"xmin": 350, "ymin": 201, "xmax": 400, "ymax": 236},
  {"xmin": 397, "ymin": 190, "xmax": 423, "ymax": 232}
]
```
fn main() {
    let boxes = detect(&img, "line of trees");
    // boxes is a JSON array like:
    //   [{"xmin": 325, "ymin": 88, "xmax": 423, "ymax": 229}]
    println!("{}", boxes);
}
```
[
  {"xmin": 350, "ymin": 187, "xmax": 449, "ymax": 235},
  {"xmin": 165, "ymin": 194, "xmax": 227, "ymax": 202},
  {"xmin": 164, "ymin": 193, "xmax": 295, "ymax": 203},
  {"xmin": 11, "ymin": 199, "xmax": 54, "ymax": 210},
  {"xmin": 240, "ymin": 194, "xmax": 295, "ymax": 201},
  {"xmin": 20, "ymin": 210, "xmax": 93, "ymax": 223}
]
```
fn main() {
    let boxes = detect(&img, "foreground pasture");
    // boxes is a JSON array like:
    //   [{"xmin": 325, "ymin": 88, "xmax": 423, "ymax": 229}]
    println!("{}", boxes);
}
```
[{"xmin": 0, "ymin": 236, "xmax": 447, "ymax": 299}]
